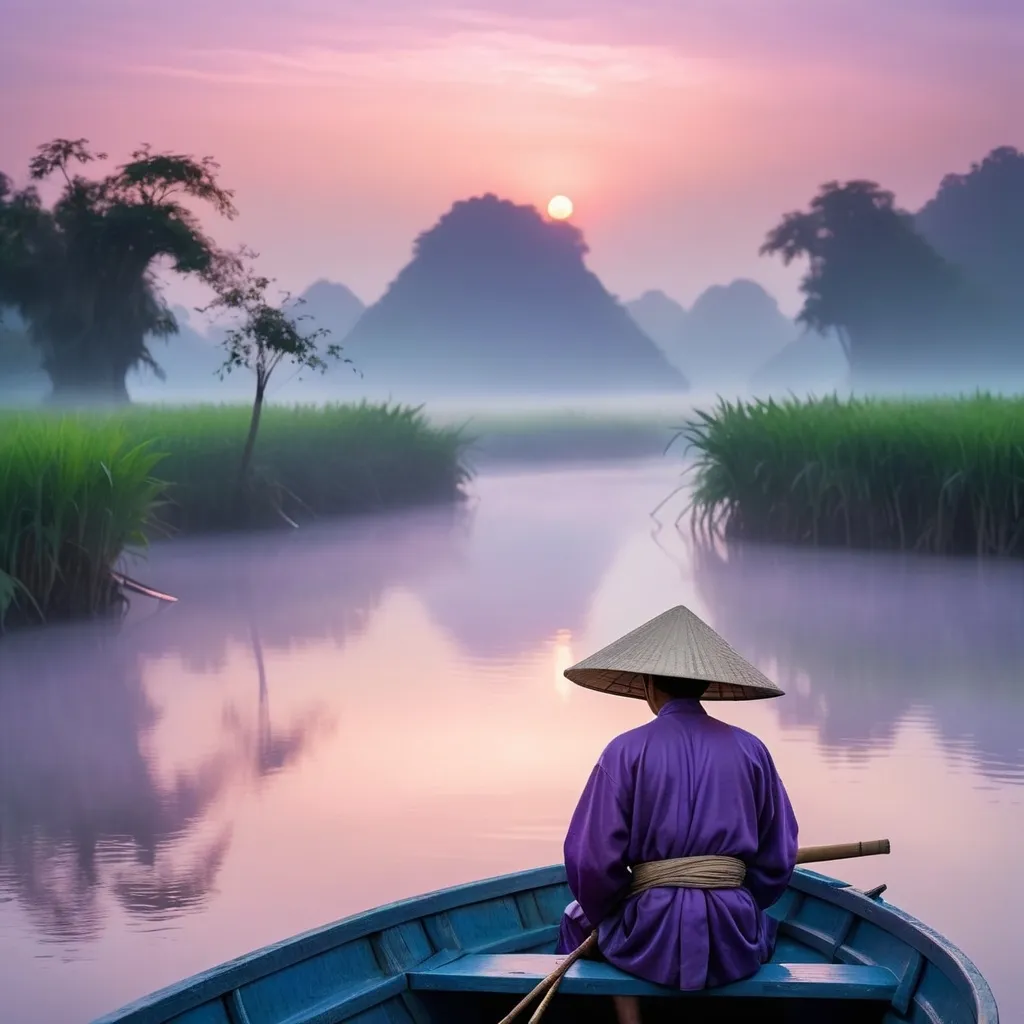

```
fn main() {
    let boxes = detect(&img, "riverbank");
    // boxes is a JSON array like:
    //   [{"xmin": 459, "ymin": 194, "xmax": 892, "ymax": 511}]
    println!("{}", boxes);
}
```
[
  {"xmin": 0, "ymin": 402, "xmax": 468, "ymax": 627},
  {"xmin": 683, "ymin": 393, "xmax": 1024, "ymax": 556}
]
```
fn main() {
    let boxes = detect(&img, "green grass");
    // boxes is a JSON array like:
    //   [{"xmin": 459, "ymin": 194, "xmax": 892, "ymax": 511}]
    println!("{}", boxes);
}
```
[
  {"xmin": 125, "ymin": 402, "xmax": 469, "ymax": 532},
  {"xmin": 0, "ymin": 401, "xmax": 469, "ymax": 627},
  {"xmin": 0, "ymin": 415, "xmax": 167, "ymax": 626},
  {"xmin": 681, "ymin": 393, "xmax": 1024, "ymax": 556}
]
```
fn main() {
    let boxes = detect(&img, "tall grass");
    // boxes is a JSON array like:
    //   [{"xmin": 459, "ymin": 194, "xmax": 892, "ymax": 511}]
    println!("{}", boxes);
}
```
[
  {"xmin": 681, "ymin": 393, "xmax": 1024, "ymax": 557},
  {"xmin": 0, "ymin": 401, "xmax": 469, "ymax": 627},
  {"xmin": 0, "ymin": 416, "xmax": 167, "ymax": 626},
  {"xmin": 116, "ymin": 402, "xmax": 470, "ymax": 532}
]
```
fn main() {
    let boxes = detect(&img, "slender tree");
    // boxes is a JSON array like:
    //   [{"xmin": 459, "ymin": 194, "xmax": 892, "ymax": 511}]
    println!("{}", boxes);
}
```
[
  {"xmin": 0, "ymin": 138, "xmax": 236, "ymax": 403},
  {"xmin": 198, "ymin": 256, "xmax": 350, "ymax": 500}
]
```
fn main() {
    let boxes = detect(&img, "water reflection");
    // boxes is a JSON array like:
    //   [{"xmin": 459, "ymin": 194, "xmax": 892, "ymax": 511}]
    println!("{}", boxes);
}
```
[
  {"xmin": 0, "ymin": 507, "xmax": 467, "ymax": 945},
  {"xmin": 415, "ymin": 467, "xmax": 649, "ymax": 663},
  {"xmin": 0, "ymin": 626, "xmax": 233, "ymax": 942},
  {"xmin": 128, "ymin": 506, "xmax": 468, "ymax": 666},
  {"xmin": 1, "ymin": 463, "xmax": 1020, "ymax": 1022},
  {"xmin": 688, "ymin": 539, "xmax": 1024, "ymax": 784}
]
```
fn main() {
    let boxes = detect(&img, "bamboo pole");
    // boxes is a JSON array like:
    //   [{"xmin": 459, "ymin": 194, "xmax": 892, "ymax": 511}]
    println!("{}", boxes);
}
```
[{"xmin": 796, "ymin": 839, "xmax": 890, "ymax": 864}]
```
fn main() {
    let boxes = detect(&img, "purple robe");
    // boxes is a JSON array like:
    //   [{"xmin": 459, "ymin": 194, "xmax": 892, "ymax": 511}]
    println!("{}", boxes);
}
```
[{"xmin": 557, "ymin": 698, "xmax": 798, "ymax": 990}]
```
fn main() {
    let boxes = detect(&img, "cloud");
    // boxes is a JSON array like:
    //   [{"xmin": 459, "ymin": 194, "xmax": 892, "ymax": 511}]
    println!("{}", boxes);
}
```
[{"xmin": 127, "ymin": 20, "xmax": 724, "ymax": 98}]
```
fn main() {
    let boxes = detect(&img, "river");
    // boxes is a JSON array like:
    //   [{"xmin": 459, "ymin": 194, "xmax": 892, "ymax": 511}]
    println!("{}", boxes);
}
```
[{"xmin": 0, "ymin": 459, "xmax": 1020, "ymax": 1022}]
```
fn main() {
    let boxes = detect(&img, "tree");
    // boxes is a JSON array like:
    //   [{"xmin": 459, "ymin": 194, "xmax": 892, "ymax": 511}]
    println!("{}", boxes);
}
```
[
  {"xmin": 760, "ymin": 180, "xmax": 976, "ymax": 380},
  {"xmin": 198, "ymin": 256, "xmax": 351, "ymax": 502},
  {"xmin": 0, "ymin": 138, "xmax": 236, "ymax": 403}
]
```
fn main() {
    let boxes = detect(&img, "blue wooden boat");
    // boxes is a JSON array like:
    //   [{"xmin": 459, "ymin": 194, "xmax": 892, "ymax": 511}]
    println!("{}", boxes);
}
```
[{"xmin": 92, "ymin": 864, "xmax": 998, "ymax": 1024}]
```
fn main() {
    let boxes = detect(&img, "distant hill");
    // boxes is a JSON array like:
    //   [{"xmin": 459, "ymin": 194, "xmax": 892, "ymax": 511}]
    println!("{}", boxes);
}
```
[
  {"xmin": 340, "ymin": 194, "xmax": 687, "ymax": 396},
  {"xmin": 624, "ymin": 280, "xmax": 802, "ymax": 391},
  {"xmin": 129, "ymin": 304, "xmax": 241, "ymax": 399},
  {"xmin": 749, "ymin": 330, "xmax": 849, "ymax": 396},
  {"xmin": 297, "ymin": 279, "xmax": 365, "ymax": 340},
  {"xmin": 624, "ymin": 290, "xmax": 689, "ymax": 369},
  {"xmin": 132, "ymin": 281, "xmax": 365, "ymax": 400},
  {"xmin": 677, "ymin": 279, "xmax": 799, "ymax": 387}
]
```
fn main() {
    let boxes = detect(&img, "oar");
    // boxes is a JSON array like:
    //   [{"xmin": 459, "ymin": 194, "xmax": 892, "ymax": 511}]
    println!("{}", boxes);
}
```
[{"xmin": 497, "ymin": 838, "xmax": 893, "ymax": 1024}]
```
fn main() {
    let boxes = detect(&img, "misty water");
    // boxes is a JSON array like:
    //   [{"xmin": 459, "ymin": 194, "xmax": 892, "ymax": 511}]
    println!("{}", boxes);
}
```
[{"xmin": 1, "ymin": 459, "xmax": 1021, "ymax": 1022}]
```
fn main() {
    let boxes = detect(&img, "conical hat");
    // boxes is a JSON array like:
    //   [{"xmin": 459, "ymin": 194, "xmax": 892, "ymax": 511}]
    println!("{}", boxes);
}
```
[{"xmin": 564, "ymin": 605, "xmax": 783, "ymax": 701}]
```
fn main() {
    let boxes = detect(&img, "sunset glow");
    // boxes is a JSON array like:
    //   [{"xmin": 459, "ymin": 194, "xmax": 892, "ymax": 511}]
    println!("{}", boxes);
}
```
[{"xmin": 2, "ymin": 2, "xmax": 1019, "ymax": 313}]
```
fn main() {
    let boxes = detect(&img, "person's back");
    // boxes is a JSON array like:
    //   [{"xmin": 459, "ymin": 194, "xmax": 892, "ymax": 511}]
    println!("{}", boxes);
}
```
[
  {"xmin": 559, "ymin": 695, "xmax": 798, "ymax": 990},
  {"xmin": 552, "ymin": 606, "xmax": 799, "ymax": 1024}
]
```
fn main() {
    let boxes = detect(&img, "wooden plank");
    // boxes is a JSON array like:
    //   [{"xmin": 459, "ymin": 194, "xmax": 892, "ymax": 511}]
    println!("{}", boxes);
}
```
[
  {"xmin": 780, "ymin": 894, "xmax": 856, "ymax": 958},
  {"xmin": 892, "ymin": 950, "xmax": 925, "ymax": 1017},
  {"xmin": 226, "ymin": 991, "xmax": 253, "ymax": 1024},
  {"xmin": 239, "ymin": 937, "xmax": 386, "ymax": 1024},
  {"xmin": 168, "ymin": 1004, "xmax": 233, "ymax": 1024},
  {"xmin": 407, "ymin": 955, "xmax": 899, "ymax": 1001},
  {"xmin": 789, "ymin": 871, "xmax": 997, "ymax": 1023},
  {"xmin": 473, "ymin": 926, "xmax": 558, "ymax": 955},
  {"xmin": 275, "ymin": 975, "xmax": 406, "ymax": 1024}
]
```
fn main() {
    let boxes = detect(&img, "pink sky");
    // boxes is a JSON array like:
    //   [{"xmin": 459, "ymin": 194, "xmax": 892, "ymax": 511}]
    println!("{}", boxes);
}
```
[{"xmin": 2, "ymin": 0, "xmax": 1023, "ymax": 314}]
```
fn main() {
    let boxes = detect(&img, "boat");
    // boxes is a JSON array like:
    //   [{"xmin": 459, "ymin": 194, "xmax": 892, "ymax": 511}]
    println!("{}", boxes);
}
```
[{"xmin": 92, "ymin": 862, "xmax": 998, "ymax": 1024}]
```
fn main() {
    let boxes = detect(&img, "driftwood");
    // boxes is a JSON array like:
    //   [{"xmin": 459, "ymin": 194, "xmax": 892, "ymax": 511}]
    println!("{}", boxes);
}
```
[{"xmin": 109, "ymin": 570, "xmax": 178, "ymax": 603}]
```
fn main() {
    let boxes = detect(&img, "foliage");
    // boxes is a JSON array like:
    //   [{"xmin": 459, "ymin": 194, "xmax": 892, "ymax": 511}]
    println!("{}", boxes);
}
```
[
  {"xmin": 197, "ymin": 257, "xmax": 354, "ymax": 493},
  {"xmin": 915, "ymin": 145, "xmax": 1024, "ymax": 321},
  {"xmin": 0, "ymin": 415, "xmax": 167, "ymax": 626},
  {"xmin": 201, "ymin": 258, "xmax": 346, "ymax": 394},
  {"xmin": 0, "ymin": 138, "xmax": 236, "ymax": 401},
  {"xmin": 760, "ymin": 181, "xmax": 974, "ymax": 377},
  {"xmin": 680, "ymin": 394, "xmax": 1024, "ymax": 557}
]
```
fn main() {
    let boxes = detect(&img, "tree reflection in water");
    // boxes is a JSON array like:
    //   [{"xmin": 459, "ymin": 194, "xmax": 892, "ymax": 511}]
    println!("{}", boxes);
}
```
[
  {"xmin": 0, "ymin": 621, "xmax": 331, "ymax": 941},
  {"xmin": 686, "ymin": 537, "xmax": 1024, "ymax": 782},
  {"xmin": 0, "ymin": 507, "xmax": 467, "ymax": 943}
]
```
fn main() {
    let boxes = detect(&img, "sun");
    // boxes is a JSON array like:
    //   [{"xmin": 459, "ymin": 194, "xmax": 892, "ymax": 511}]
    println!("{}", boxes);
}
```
[{"xmin": 547, "ymin": 195, "xmax": 573, "ymax": 220}]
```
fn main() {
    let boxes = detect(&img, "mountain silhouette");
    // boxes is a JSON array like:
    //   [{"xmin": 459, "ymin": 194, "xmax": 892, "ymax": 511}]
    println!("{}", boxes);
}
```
[
  {"xmin": 624, "ymin": 290, "xmax": 689, "ymax": 369},
  {"xmin": 676, "ymin": 279, "xmax": 798, "ymax": 388},
  {"xmin": 339, "ymin": 194, "xmax": 687, "ymax": 396},
  {"xmin": 131, "ymin": 281, "xmax": 365, "ymax": 400},
  {"xmin": 749, "ymin": 329, "xmax": 849, "ymax": 395},
  {"xmin": 297, "ymin": 279, "xmax": 365, "ymax": 339},
  {"xmin": 131, "ymin": 304, "xmax": 231, "ymax": 394}
]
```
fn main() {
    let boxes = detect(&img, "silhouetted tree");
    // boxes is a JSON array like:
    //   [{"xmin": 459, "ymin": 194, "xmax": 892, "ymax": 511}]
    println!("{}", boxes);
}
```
[
  {"xmin": 916, "ymin": 146, "xmax": 1024, "ymax": 324},
  {"xmin": 0, "ymin": 139, "xmax": 236, "ymax": 403},
  {"xmin": 761, "ymin": 180, "xmax": 976, "ymax": 380}
]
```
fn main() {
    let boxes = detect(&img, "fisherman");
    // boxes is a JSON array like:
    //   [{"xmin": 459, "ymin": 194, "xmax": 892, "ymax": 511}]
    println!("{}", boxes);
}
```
[{"xmin": 556, "ymin": 605, "xmax": 798, "ymax": 1024}]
